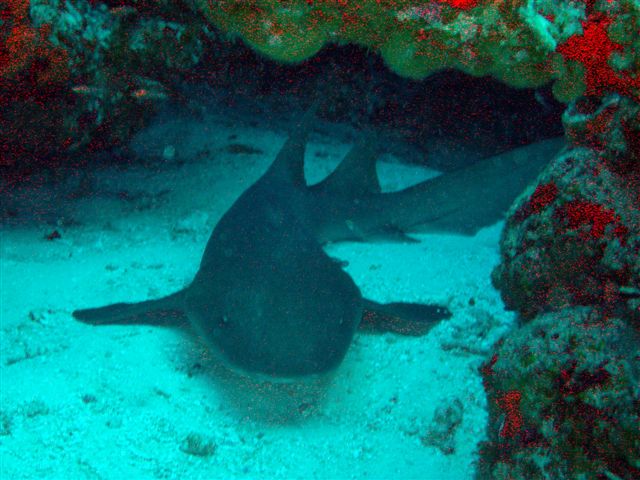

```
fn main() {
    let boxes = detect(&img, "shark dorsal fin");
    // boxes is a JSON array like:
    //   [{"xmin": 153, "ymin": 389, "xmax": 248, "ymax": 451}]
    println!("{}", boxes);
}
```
[
  {"xmin": 314, "ymin": 132, "xmax": 381, "ymax": 196},
  {"xmin": 265, "ymin": 102, "xmax": 319, "ymax": 186}
]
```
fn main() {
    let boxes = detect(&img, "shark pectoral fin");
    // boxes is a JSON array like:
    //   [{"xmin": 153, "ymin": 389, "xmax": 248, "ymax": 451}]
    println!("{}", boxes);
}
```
[
  {"xmin": 359, "ymin": 299, "xmax": 451, "ymax": 336},
  {"xmin": 73, "ymin": 290, "xmax": 188, "ymax": 327}
]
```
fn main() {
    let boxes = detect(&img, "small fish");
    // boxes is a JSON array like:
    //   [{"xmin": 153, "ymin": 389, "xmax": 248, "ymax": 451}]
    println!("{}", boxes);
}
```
[
  {"xmin": 131, "ymin": 87, "xmax": 167, "ymax": 101},
  {"xmin": 71, "ymin": 85, "xmax": 98, "ymax": 95}
]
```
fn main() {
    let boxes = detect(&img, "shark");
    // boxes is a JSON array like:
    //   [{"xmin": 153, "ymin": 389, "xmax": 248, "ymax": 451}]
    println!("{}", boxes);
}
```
[{"xmin": 73, "ymin": 107, "xmax": 564, "ymax": 380}]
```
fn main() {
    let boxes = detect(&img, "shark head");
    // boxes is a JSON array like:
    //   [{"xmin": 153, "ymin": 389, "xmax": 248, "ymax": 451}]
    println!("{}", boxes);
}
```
[{"xmin": 185, "ymin": 176, "xmax": 364, "ymax": 379}]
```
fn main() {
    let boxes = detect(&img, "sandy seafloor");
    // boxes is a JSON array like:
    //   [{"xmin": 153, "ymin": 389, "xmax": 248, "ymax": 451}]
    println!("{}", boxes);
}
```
[{"xmin": 1, "ymin": 102, "xmax": 518, "ymax": 479}]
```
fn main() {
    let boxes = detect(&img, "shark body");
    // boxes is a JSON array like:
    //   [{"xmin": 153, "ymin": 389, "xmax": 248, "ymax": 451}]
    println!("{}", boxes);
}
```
[{"xmin": 73, "ymin": 109, "xmax": 564, "ymax": 380}]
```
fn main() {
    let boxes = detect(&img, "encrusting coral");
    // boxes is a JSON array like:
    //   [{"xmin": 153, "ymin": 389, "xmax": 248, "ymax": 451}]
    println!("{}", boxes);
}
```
[
  {"xmin": 3, "ymin": 0, "xmax": 639, "ymax": 163},
  {"xmin": 482, "ymin": 94, "xmax": 639, "ymax": 478},
  {"xmin": 477, "ymin": 306, "xmax": 640, "ymax": 479},
  {"xmin": 1, "ymin": 0, "xmax": 205, "ymax": 165},
  {"xmin": 194, "ymin": 0, "xmax": 639, "ymax": 102},
  {"xmin": 493, "ymin": 94, "xmax": 640, "ymax": 323}
]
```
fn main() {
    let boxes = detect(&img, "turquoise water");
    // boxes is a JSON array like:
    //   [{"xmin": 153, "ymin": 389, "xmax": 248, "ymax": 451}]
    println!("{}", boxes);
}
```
[{"xmin": 0, "ymin": 100, "xmax": 521, "ymax": 478}]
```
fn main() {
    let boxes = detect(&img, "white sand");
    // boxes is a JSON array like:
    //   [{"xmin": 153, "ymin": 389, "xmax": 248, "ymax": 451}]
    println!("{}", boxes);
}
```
[{"xmin": 0, "ymin": 106, "xmax": 514, "ymax": 479}]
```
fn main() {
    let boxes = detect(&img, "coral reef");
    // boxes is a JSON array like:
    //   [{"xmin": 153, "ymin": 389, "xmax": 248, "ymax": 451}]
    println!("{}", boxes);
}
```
[
  {"xmin": 3, "ymin": 0, "xmax": 638, "ymax": 167},
  {"xmin": 1, "ymin": 0, "xmax": 71, "ymax": 166},
  {"xmin": 477, "ymin": 307, "xmax": 640, "ymax": 479},
  {"xmin": 194, "ymin": 0, "xmax": 640, "ymax": 102},
  {"xmin": 0, "ymin": 0, "xmax": 69, "ymax": 84},
  {"xmin": 493, "ymin": 94, "xmax": 639, "ymax": 323},
  {"xmin": 494, "ymin": 98, "xmax": 637, "ymax": 318},
  {"xmin": 483, "ymin": 94, "xmax": 640, "ymax": 477},
  {"xmin": 1, "ymin": 0, "xmax": 205, "ymax": 168},
  {"xmin": 38, "ymin": 0, "xmax": 205, "ymax": 144}
]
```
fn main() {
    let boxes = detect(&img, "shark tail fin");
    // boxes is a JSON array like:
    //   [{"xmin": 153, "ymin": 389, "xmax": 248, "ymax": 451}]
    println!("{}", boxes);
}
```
[
  {"xmin": 72, "ymin": 290, "xmax": 187, "ymax": 327},
  {"xmin": 312, "ymin": 131, "xmax": 381, "ymax": 196},
  {"xmin": 359, "ymin": 299, "xmax": 451, "ymax": 336}
]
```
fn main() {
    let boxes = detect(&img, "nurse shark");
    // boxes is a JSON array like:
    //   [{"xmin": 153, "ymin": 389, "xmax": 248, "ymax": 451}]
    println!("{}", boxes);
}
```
[{"xmin": 74, "ymin": 108, "xmax": 563, "ymax": 380}]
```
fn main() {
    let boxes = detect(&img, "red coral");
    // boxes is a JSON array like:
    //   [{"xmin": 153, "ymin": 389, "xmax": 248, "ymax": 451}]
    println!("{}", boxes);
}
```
[
  {"xmin": 556, "ymin": 14, "xmax": 640, "ymax": 100},
  {"xmin": 566, "ymin": 97, "xmax": 624, "ymax": 152},
  {"xmin": 0, "ymin": 0, "xmax": 69, "ymax": 86},
  {"xmin": 514, "ymin": 181, "xmax": 559, "ymax": 221},
  {"xmin": 557, "ymin": 200, "xmax": 628, "ymax": 243},
  {"xmin": 480, "ymin": 353, "xmax": 499, "ymax": 390},
  {"xmin": 530, "ymin": 182, "xmax": 558, "ymax": 214},
  {"xmin": 497, "ymin": 390, "xmax": 523, "ymax": 438},
  {"xmin": 439, "ymin": 0, "xmax": 478, "ymax": 9}
]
